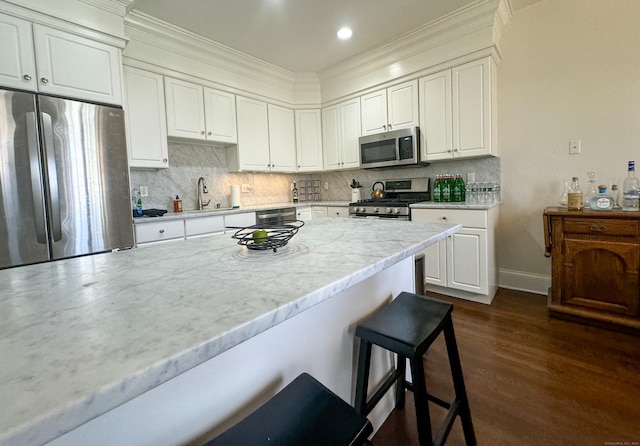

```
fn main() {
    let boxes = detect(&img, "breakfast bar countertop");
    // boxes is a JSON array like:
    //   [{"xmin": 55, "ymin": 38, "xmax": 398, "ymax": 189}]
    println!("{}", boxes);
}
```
[{"xmin": 0, "ymin": 218, "xmax": 459, "ymax": 446}]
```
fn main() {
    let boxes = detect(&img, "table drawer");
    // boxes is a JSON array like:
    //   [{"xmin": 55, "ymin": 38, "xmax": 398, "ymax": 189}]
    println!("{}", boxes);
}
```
[
  {"xmin": 563, "ymin": 218, "xmax": 639, "ymax": 237},
  {"xmin": 135, "ymin": 220, "xmax": 185, "ymax": 244}
]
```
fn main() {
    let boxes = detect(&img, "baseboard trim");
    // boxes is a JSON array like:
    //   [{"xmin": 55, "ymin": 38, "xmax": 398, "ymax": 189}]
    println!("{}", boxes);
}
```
[{"xmin": 498, "ymin": 269, "xmax": 550, "ymax": 295}]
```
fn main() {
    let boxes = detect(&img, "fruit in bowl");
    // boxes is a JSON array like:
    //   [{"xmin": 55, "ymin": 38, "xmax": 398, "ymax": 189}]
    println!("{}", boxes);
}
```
[{"xmin": 252, "ymin": 229, "xmax": 268, "ymax": 244}]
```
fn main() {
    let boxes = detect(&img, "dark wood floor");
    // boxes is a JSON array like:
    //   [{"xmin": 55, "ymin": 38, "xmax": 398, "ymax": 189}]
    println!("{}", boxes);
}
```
[{"xmin": 372, "ymin": 288, "xmax": 640, "ymax": 446}]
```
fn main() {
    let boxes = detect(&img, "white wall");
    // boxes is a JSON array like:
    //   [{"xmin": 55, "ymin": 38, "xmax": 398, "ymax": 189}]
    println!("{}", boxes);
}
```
[{"xmin": 497, "ymin": 0, "xmax": 640, "ymax": 293}]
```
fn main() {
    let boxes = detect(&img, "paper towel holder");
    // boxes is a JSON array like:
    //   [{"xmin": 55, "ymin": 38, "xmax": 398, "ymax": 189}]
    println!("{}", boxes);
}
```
[{"xmin": 231, "ymin": 184, "xmax": 241, "ymax": 208}]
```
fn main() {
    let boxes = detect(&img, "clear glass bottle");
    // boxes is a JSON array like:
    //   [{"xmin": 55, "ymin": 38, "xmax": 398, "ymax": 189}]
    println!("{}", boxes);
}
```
[
  {"xmin": 584, "ymin": 171, "xmax": 597, "ymax": 208},
  {"xmin": 622, "ymin": 161, "xmax": 639, "ymax": 211},
  {"xmin": 567, "ymin": 177, "xmax": 583, "ymax": 211},
  {"xmin": 589, "ymin": 185, "xmax": 614, "ymax": 211}
]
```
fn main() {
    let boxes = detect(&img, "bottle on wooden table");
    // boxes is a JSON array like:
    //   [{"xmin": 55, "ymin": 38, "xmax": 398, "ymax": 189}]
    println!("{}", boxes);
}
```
[
  {"xmin": 622, "ymin": 161, "xmax": 639, "ymax": 211},
  {"xmin": 589, "ymin": 185, "xmax": 614, "ymax": 211},
  {"xmin": 567, "ymin": 177, "xmax": 583, "ymax": 211}
]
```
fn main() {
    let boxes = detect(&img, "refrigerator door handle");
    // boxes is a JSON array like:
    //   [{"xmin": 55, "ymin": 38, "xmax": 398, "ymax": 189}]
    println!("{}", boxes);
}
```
[
  {"xmin": 26, "ymin": 112, "xmax": 47, "ymax": 244},
  {"xmin": 41, "ymin": 112, "xmax": 62, "ymax": 242}
]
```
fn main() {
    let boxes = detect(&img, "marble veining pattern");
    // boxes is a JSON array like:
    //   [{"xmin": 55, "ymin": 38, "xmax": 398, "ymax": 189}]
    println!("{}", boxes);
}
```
[{"xmin": 0, "ymin": 218, "xmax": 459, "ymax": 446}]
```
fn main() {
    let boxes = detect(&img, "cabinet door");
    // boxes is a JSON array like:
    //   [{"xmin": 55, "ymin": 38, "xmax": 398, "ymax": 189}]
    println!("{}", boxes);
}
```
[
  {"xmin": 295, "ymin": 109, "xmax": 323, "ymax": 172},
  {"xmin": 563, "ymin": 239, "xmax": 639, "ymax": 316},
  {"xmin": 360, "ymin": 89, "xmax": 387, "ymax": 136},
  {"xmin": 424, "ymin": 238, "xmax": 447, "ymax": 286},
  {"xmin": 448, "ymin": 228, "xmax": 487, "ymax": 294},
  {"xmin": 340, "ymin": 98, "xmax": 361, "ymax": 169},
  {"xmin": 135, "ymin": 220, "xmax": 185, "ymax": 245},
  {"xmin": 32, "ymin": 25, "xmax": 122, "ymax": 105},
  {"xmin": 203, "ymin": 87, "xmax": 237, "ymax": 144},
  {"xmin": 268, "ymin": 104, "xmax": 297, "ymax": 172},
  {"xmin": 296, "ymin": 207, "xmax": 312, "ymax": 221},
  {"xmin": 322, "ymin": 105, "xmax": 341, "ymax": 170},
  {"xmin": 236, "ymin": 96, "xmax": 270, "ymax": 171},
  {"xmin": 387, "ymin": 80, "xmax": 418, "ymax": 131},
  {"xmin": 452, "ymin": 58, "xmax": 491, "ymax": 158},
  {"xmin": 419, "ymin": 70, "xmax": 452, "ymax": 161},
  {"xmin": 0, "ymin": 14, "xmax": 37, "ymax": 91},
  {"xmin": 123, "ymin": 67, "xmax": 169, "ymax": 169},
  {"xmin": 164, "ymin": 77, "xmax": 206, "ymax": 140}
]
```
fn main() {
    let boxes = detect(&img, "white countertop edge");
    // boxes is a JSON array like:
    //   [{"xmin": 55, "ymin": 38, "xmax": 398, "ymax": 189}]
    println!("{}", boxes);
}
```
[
  {"xmin": 410, "ymin": 201, "xmax": 500, "ymax": 210},
  {"xmin": 3, "ymin": 222, "xmax": 460, "ymax": 446}
]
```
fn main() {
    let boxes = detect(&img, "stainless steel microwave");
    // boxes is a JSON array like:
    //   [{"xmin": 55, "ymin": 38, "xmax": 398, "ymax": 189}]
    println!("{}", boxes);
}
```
[{"xmin": 359, "ymin": 127, "xmax": 424, "ymax": 169}]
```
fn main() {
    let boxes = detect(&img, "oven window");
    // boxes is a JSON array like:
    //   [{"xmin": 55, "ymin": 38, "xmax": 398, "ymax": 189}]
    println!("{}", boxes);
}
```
[{"xmin": 361, "ymin": 139, "xmax": 396, "ymax": 164}]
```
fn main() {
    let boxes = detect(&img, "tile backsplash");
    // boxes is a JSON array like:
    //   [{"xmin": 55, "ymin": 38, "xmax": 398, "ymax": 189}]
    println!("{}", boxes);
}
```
[{"xmin": 130, "ymin": 141, "xmax": 500, "ymax": 210}]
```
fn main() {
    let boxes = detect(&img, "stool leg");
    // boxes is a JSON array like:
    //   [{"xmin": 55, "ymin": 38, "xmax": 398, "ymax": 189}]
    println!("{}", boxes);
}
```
[
  {"xmin": 410, "ymin": 357, "xmax": 434, "ymax": 446},
  {"xmin": 443, "ymin": 318, "xmax": 477, "ymax": 446},
  {"xmin": 395, "ymin": 354, "xmax": 406, "ymax": 410},
  {"xmin": 354, "ymin": 338, "xmax": 373, "ymax": 415}
]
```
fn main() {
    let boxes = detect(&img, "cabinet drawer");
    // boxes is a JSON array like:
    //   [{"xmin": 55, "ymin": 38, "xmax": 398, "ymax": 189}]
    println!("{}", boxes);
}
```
[
  {"xmin": 225, "ymin": 212, "xmax": 256, "ymax": 232},
  {"xmin": 563, "ymin": 218, "xmax": 639, "ymax": 237},
  {"xmin": 135, "ymin": 220, "xmax": 185, "ymax": 244},
  {"xmin": 185, "ymin": 215, "xmax": 225, "ymax": 237},
  {"xmin": 412, "ymin": 209, "xmax": 487, "ymax": 228}
]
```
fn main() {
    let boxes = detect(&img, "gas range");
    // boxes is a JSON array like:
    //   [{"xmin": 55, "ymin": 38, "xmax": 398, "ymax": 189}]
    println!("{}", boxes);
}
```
[{"xmin": 349, "ymin": 178, "xmax": 431, "ymax": 221}]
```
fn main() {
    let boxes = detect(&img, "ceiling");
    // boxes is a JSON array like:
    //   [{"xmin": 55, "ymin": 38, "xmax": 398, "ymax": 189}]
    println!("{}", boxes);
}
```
[{"xmin": 131, "ymin": 0, "xmax": 542, "ymax": 74}]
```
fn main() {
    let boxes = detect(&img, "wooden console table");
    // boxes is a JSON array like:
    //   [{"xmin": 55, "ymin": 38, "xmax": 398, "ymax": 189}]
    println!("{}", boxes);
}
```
[{"xmin": 543, "ymin": 207, "xmax": 640, "ymax": 332}]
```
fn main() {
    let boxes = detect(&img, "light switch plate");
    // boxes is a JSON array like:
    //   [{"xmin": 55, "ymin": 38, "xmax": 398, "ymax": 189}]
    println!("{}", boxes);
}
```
[
  {"xmin": 139, "ymin": 186, "xmax": 148, "ymax": 197},
  {"xmin": 569, "ymin": 140, "xmax": 581, "ymax": 155}
]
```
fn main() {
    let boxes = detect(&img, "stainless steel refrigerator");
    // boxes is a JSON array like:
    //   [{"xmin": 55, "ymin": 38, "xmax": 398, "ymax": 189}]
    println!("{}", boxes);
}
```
[{"xmin": 0, "ymin": 89, "xmax": 134, "ymax": 269}]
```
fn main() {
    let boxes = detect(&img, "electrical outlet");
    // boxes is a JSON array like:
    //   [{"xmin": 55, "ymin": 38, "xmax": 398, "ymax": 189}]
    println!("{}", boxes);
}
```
[
  {"xmin": 139, "ymin": 186, "xmax": 148, "ymax": 197},
  {"xmin": 324, "ymin": 182, "xmax": 329, "ymax": 190},
  {"xmin": 241, "ymin": 184, "xmax": 253, "ymax": 193},
  {"xmin": 569, "ymin": 140, "xmax": 581, "ymax": 155}
]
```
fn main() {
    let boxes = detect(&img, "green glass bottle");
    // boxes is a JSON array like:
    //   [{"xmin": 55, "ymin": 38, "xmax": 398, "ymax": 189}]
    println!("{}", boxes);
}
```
[
  {"xmin": 433, "ymin": 175, "xmax": 442, "ymax": 202},
  {"xmin": 442, "ymin": 174, "xmax": 451, "ymax": 202}
]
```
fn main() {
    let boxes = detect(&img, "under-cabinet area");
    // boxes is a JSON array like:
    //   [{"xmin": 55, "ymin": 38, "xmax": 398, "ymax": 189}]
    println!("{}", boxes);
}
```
[{"xmin": 544, "ymin": 207, "xmax": 640, "ymax": 331}]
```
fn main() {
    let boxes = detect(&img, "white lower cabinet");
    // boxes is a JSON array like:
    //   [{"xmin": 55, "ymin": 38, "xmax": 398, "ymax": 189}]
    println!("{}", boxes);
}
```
[
  {"xmin": 312, "ymin": 207, "xmax": 328, "ymax": 220},
  {"xmin": 311, "ymin": 206, "xmax": 348, "ymax": 219},
  {"xmin": 185, "ymin": 215, "xmax": 225, "ymax": 238},
  {"xmin": 135, "ymin": 220, "xmax": 185, "ymax": 245},
  {"xmin": 412, "ymin": 207, "xmax": 498, "ymax": 304}
]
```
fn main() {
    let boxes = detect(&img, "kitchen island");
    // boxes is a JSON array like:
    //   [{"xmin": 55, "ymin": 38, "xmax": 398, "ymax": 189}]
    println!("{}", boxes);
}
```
[{"xmin": 0, "ymin": 218, "xmax": 459, "ymax": 446}]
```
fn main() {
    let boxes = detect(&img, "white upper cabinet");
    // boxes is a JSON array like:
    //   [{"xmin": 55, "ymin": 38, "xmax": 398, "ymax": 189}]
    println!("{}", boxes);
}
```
[
  {"xmin": 268, "ymin": 104, "xmax": 296, "ymax": 172},
  {"xmin": 419, "ymin": 57, "xmax": 495, "ymax": 161},
  {"xmin": 295, "ymin": 109, "xmax": 323, "ymax": 172},
  {"xmin": 123, "ymin": 66, "xmax": 169, "ymax": 169},
  {"xmin": 164, "ymin": 77, "xmax": 206, "ymax": 139},
  {"xmin": 203, "ymin": 88, "xmax": 237, "ymax": 144},
  {"xmin": 360, "ymin": 80, "xmax": 418, "ymax": 136},
  {"xmin": 164, "ymin": 77, "xmax": 237, "ymax": 144},
  {"xmin": 33, "ymin": 25, "xmax": 122, "ymax": 105},
  {"xmin": 0, "ymin": 14, "xmax": 122, "ymax": 105},
  {"xmin": 0, "ymin": 14, "xmax": 37, "ymax": 91},
  {"xmin": 234, "ymin": 95, "xmax": 270, "ymax": 171},
  {"xmin": 323, "ymin": 99, "xmax": 361, "ymax": 171}
]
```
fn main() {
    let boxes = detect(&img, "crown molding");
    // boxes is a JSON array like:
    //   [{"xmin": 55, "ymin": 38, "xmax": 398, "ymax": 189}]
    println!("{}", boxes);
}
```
[
  {"xmin": 124, "ymin": 10, "xmax": 319, "ymax": 104},
  {"xmin": 319, "ymin": 0, "xmax": 512, "ymax": 102}
]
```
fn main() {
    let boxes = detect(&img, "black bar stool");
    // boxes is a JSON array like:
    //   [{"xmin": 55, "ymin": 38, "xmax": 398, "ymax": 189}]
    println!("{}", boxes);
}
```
[
  {"xmin": 204, "ymin": 372, "xmax": 372, "ymax": 446},
  {"xmin": 354, "ymin": 291, "xmax": 476, "ymax": 446}
]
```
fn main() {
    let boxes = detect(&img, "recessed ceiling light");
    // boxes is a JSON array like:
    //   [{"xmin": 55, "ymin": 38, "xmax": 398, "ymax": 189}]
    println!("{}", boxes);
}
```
[{"xmin": 337, "ymin": 27, "xmax": 352, "ymax": 40}]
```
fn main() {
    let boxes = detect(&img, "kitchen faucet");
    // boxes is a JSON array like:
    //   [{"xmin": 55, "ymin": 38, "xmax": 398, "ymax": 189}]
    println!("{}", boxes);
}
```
[{"xmin": 197, "ymin": 177, "xmax": 211, "ymax": 210}]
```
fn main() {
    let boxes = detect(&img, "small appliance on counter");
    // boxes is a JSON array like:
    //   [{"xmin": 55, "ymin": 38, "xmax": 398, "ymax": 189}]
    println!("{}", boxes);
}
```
[{"xmin": 349, "ymin": 177, "xmax": 431, "ymax": 221}]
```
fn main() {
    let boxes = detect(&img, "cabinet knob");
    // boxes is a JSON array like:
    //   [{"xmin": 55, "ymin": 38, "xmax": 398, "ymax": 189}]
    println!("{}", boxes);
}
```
[
  {"xmin": 589, "ymin": 223, "xmax": 608, "ymax": 232},
  {"xmin": 163, "ymin": 158, "xmax": 168, "ymax": 163},
  {"xmin": 159, "ymin": 229, "xmax": 165, "ymax": 233},
  {"xmin": 388, "ymin": 124, "xmax": 392, "ymax": 130},
  {"xmin": 40, "ymin": 77, "xmax": 49, "ymax": 84},
  {"xmin": 207, "ymin": 131, "xmax": 212, "ymax": 135},
  {"xmin": 382, "ymin": 124, "xmax": 387, "ymax": 130},
  {"xmin": 441, "ymin": 216, "xmax": 448, "ymax": 221},
  {"xmin": 201, "ymin": 130, "xmax": 205, "ymax": 134},
  {"xmin": 23, "ymin": 74, "xmax": 31, "ymax": 81}
]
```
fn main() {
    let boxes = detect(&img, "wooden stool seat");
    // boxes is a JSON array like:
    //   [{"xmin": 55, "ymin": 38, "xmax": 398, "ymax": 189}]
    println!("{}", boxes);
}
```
[
  {"xmin": 205, "ymin": 373, "xmax": 372, "ymax": 446},
  {"xmin": 354, "ymin": 291, "xmax": 476, "ymax": 446}
]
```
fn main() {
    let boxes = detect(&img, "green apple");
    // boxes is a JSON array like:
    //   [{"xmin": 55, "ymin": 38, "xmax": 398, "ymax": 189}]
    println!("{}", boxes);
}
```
[{"xmin": 252, "ymin": 229, "xmax": 268, "ymax": 244}]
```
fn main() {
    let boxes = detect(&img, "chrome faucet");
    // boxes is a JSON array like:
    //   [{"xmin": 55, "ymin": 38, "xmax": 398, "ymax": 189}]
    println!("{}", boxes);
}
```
[{"xmin": 197, "ymin": 177, "xmax": 211, "ymax": 210}]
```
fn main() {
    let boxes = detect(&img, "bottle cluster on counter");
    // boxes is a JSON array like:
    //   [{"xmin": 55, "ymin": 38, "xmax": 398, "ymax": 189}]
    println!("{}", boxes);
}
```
[{"xmin": 432, "ymin": 174, "xmax": 500, "ymax": 204}]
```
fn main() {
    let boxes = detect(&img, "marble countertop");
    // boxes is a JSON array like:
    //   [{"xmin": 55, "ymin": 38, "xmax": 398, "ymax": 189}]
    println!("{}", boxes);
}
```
[
  {"xmin": 0, "ymin": 218, "xmax": 459, "ymax": 446},
  {"xmin": 411, "ymin": 201, "xmax": 500, "ymax": 210},
  {"xmin": 134, "ymin": 201, "xmax": 351, "ymax": 223}
]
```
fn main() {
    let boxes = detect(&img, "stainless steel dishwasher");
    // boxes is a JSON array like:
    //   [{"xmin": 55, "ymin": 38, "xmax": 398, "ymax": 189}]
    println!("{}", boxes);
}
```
[{"xmin": 255, "ymin": 207, "xmax": 297, "ymax": 226}]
